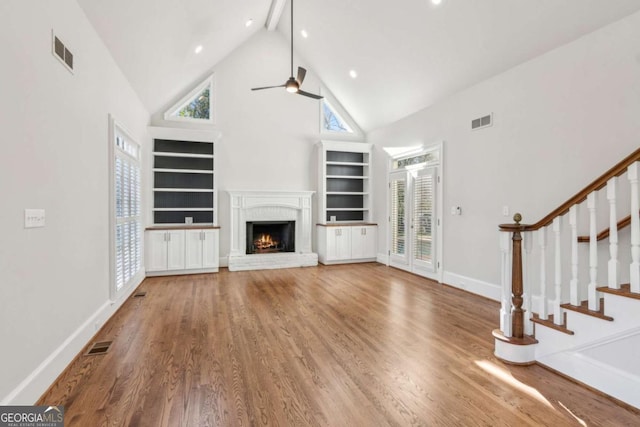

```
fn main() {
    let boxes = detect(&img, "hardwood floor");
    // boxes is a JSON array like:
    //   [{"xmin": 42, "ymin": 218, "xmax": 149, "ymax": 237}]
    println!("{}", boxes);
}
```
[{"xmin": 39, "ymin": 264, "xmax": 639, "ymax": 426}]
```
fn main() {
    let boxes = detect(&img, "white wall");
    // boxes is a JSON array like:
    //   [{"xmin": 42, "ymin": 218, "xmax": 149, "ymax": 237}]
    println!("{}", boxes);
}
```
[
  {"xmin": 368, "ymin": 11, "xmax": 640, "ymax": 294},
  {"xmin": 150, "ymin": 29, "xmax": 364, "ymax": 259},
  {"xmin": 0, "ymin": 1, "xmax": 149, "ymax": 403}
]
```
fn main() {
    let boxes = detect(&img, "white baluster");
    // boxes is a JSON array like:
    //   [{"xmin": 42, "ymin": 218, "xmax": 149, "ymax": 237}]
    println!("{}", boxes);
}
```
[
  {"xmin": 553, "ymin": 217, "xmax": 563, "ymax": 325},
  {"xmin": 523, "ymin": 231, "xmax": 534, "ymax": 335},
  {"xmin": 500, "ymin": 231, "xmax": 512, "ymax": 337},
  {"xmin": 587, "ymin": 192, "xmax": 600, "ymax": 311},
  {"xmin": 629, "ymin": 162, "xmax": 640, "ymax": 293},
  {"xmin": 607, "ymin": 178, "xmax": 620, "ymax": 289},
  {"xmin": 569, "ymin": 205, "xmax": 579, "ymax": 306},
  {"xmin": 539, "ymin": 226, "xmax": 548, "ymax": 320}
]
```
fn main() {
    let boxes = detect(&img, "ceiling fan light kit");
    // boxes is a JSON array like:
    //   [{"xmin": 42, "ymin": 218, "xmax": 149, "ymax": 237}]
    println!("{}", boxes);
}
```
[{"xmin": 251, "ymin": 0, "xmax": 322, "ymax": 100}]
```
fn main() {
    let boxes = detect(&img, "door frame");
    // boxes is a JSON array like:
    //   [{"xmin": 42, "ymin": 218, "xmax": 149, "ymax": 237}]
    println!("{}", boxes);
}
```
[{"xmin": 385, "ymin": 141, "xmax": 444, "ymax": 283}]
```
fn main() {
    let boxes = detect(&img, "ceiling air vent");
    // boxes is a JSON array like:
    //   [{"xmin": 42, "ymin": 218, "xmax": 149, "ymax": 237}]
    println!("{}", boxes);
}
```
[
  {"xmin": 51, "ymin": 31, "xmax": 74, "ymax": 73},
  {"xmin": 471, "ymin": 113, "xmax": 492, "ymax": 130}
]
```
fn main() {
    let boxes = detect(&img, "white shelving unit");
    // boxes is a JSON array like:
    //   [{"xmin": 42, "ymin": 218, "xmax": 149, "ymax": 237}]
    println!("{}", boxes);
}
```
[
  {"xmin": 317, "ymin": 141, "xmax": 373, "ymax": 223},
  {"xmin": 316, "ymin": 141, "xmax": 377, "ymax": 264},
  {"xmin": 152, "ymin": 138, "xmax": 216, "ymax": 226}
]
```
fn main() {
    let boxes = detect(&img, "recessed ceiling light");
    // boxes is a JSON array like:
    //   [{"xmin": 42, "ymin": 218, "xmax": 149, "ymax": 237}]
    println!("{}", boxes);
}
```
[
  {"xmin": 349, "ymin": 70, "xmax": 358, "ymax": 79},
  {"xmin": 431, "ymin": 0, "xmax": 442, "ymax": 5},
  {"xmin": 194, "ymin": 45, "xmax": 203, "ymax": 54},
  {"xmin": 301, "ymin": 29, "xmax": 308, "ymax": 38},
  {"xmin": 245, "ymin": 19, "xmax": 254, "ymax": 27}
]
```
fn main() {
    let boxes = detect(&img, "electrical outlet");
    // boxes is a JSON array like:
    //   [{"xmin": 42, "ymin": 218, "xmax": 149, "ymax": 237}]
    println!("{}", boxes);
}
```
[
  {"xmin": 502, "ymin": 206, "xmax": 510, "ymax": 216},
  {"xmin": 25, "ymin": 209, "xmax": 45, "ymax": 228}
]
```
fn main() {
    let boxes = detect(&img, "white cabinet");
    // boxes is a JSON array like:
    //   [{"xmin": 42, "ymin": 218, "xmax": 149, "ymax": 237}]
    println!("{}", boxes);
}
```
[
  {"xmin": 317, "ymin": 224, "xmax": 377, "ymax": 264},
  {"xmin": 325, "ymin": 227, "xmax": 352, "ymax": 261},
  {"xmin": 185, "ymin": 229, "xmax": 219, "ymax": 270},
  {"xmin": 146, "ymin": 230, "xmax": 185, "ymax": 271},
  {"xmin": 146, "ymin": 227, "xmax": 219, "ymax": 276},
  {"xmin": 351, "ymin": 225, "xmax": 377, "ymax": 260}
]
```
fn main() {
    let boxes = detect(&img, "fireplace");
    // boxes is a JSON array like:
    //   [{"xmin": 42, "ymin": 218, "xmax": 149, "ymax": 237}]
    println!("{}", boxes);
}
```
[
  {"xmin": 227, "ymin": 190, "xmax": 318, "ymax": 271},
  {"xmin": 246, "ymin": 221, "xmax": 295, "ymax": 254}
]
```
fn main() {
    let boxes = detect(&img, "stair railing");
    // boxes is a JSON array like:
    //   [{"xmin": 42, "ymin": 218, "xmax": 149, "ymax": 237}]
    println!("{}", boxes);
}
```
[{"xmin": 499, "ymin": 147, "xmax": 640, "ymax": 340}]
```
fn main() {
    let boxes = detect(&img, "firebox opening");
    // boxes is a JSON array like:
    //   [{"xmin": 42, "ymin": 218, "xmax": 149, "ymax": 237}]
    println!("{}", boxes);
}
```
[{"xmin": 246, "ymin": 221, "xmax": 295, "ymax": 254}]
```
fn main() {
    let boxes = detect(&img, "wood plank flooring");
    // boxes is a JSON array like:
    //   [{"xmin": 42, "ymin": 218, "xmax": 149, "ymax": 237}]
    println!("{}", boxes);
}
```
[{"xmin": 39, "ymin": 264, "xmax": 639, "ymax": 426}]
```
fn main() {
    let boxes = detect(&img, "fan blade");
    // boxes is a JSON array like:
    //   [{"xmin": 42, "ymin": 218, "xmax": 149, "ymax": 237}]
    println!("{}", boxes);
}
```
[
  {"xmin": 251, "ymin": 84, "xmax": 285, "ymax": 91},
  {"xmin": 297, "ymin": 89, "xmax": 323, "ymax": 100},
  {"xmin": 296, "ymin": 67, "xmax": 307, "ymax": 85}
]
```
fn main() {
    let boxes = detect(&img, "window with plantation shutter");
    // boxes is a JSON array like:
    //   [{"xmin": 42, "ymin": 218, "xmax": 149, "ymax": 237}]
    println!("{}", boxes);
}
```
[
  {"xmin": 114, "ymin": 130, "xmax": 141, "ymax": 293},
  {"xmin": 412, "ymin": 169, "xmax": 435, "ymax": 266},
  {"xmin": 391, "ymin": 178, "xmax": 406, "ymax": 256}
]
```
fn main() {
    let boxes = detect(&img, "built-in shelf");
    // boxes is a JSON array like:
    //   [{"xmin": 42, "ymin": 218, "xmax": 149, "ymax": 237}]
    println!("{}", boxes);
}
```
[
  {"xmin": 153, "ymin": 138, "xmax": 216, "ymax": 225},
  {"xmin": 317, "ymin": 141, "xmax": 372, "ymax": 223}
]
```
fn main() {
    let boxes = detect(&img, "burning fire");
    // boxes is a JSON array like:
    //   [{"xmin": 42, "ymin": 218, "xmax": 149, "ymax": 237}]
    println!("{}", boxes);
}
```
[{"xmin": 254, "ymin": 233, "xmax": 279, "ymax": 250}]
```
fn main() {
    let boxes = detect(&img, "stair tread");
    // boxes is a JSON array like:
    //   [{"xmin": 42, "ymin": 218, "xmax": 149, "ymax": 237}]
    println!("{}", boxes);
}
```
[
  {"xmin": 531, "ymin": 313, "xmax": 575, "ymax": 335},
  {"xmin": 560, "ymin": 298, "xmax": 614, "ymax": 321},
  {"xmin": 597, "ymin": 284, "xmax": 640, "ymax": 300}
]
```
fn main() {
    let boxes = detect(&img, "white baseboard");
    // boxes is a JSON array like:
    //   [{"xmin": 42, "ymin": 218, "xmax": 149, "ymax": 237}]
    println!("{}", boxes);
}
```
[
  {"xmin": 442, "ymin": 271, "xmax": 501, "ymax": 301},
  {"xmin": 219, "ymin": 256, "xmax": 229, "ymax": 268},
  {"xmin": 1, "ymin": 276, "xmax": 142, "ymax": 405}
]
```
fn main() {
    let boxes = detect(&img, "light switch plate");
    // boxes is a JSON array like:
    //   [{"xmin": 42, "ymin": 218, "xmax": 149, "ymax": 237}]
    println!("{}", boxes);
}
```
[{"xmin": 25, "ymin": 209, "xmax": 46, "ymax": 228}]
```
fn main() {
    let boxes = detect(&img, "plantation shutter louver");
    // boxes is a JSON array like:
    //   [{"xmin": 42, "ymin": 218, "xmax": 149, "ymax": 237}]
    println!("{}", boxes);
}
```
[
  {"xmin": 412, "ymin": 168, "xmax": 435, "ymax": 265},
  {"xmin": 391, "ymin": 178, "xmax": 406, "ymax": 256},
  {"xmin": 114, "ymin": 133, "xmax": 141, "ymax": 291}
]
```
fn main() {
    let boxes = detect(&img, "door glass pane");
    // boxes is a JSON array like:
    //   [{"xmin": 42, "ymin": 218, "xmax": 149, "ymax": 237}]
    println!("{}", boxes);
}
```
[
  {"xmin": 413, "ymin": 172, "xmax": 434, "ymax": 263},
  {"xmin": 391, "ymin": 179, "xmax": 406, "ymax": 256}
]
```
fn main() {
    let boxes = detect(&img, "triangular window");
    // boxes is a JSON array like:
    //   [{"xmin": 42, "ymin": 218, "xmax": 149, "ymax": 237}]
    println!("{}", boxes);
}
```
[
  {"xmin": 164, "ymin": 75, "xmax": 214, "ymax": 124},
  {"xmin": 322, "ymin": 99, "xmax": 352, "ymax": 133}
]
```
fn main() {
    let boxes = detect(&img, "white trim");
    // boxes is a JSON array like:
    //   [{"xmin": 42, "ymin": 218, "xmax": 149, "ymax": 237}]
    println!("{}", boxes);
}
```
[
  {"xmin": 148, "ymin": 126, "xmax": 221, "ymax": 143},
  {"xmin": 319, "ymin": 87, "xmax": 364, "ymax": 141},
  {"xmin": 0, "ymin": 276, "xmax": 142, "ymax": 405},
  {"xmin": 163, "ymin": 74, "xmax": 215, "ymax": 125},
  {"xmin": 442, "ymin": 271, "xmax": 501, "ymax": 301}
]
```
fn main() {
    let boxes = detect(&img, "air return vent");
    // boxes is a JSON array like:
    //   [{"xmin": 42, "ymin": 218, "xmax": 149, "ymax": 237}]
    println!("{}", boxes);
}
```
[
  {"xmin": 133, "ymin": 291, "xmax": 147, "ymax": 298},
  {"xmin": 51, "ymin": 31, "xmax": 74, "ymax": 72},
  {"xmin": 85, "ymin": 341, "xmax": 112, "ymax": 356},
  {"xmin": 471, "ymin": 113, "xmax": 492, "ymax": 130}
]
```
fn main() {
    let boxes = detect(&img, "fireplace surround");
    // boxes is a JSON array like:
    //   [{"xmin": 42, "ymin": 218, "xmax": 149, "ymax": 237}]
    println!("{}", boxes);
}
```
[{"xmin": 228, "ymin": 190, "xmax": 318, "ymax": 271}]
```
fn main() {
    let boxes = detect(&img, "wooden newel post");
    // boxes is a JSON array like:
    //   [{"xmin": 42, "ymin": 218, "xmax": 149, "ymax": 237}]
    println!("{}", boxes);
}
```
[{"xmin": 511, "ymin": 213, "xmax": 525, "ymax": 339}]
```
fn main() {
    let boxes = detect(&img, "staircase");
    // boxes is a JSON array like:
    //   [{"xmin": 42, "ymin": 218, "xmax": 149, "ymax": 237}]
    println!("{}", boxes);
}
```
[{"xmin": 493, "ymin": 147, "xmax": 640, "ymax": 409}]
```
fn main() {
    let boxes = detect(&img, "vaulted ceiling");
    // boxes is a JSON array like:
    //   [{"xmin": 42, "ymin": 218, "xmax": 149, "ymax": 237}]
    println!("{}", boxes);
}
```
[{"xmin": 77, "ymin": 0, "xmax": 640, "ymax": 132}]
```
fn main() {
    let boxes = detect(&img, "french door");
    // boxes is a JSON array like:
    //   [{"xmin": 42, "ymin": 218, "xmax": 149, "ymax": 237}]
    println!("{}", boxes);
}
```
[{"xmin": 389, "ymin": 166, "xmax": 438, "ymax": 278}]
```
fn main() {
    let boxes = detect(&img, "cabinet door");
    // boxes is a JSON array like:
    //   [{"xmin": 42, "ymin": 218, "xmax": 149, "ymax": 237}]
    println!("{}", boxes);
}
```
[
  {"xmin": 327, "ymin": 227, "xmax": 351, "ymax": 260},
  {"xmin": 351, "ymin": 226, "xmax": 377, "ymax": 259},
  {"xmin": 146, "ymin": 231, "xmax": 168, "ymax": 272},
  {"xmin": 185, "ymin": 230, "xmax": 204, "ymax": 270},
  {"xmin": 202, "ymin": 229, "xmax": 219, "ymax": 268},
  {"xmin": 166, "ymin": 230, "xmax": 185, "ymax": 270}
]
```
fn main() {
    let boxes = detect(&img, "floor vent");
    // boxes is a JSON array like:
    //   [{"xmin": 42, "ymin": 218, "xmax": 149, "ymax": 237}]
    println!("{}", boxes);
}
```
[
  {"xmin": 51, "ymin": 30, "xmax": 74, "ymax": 73},
  {"xmin": 85, "ymin": 341, "xmax": 112, "ymax": 356},
  {"xmin": 133, "ymin": 291, "xmax": 147, "ymax": 298},
  {"xmin": 471, "ymin": 113, "xmax": 492, "ymax": 130}
]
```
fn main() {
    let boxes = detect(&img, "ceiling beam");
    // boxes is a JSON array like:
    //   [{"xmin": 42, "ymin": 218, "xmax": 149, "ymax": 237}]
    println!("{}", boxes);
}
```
[{"xmin": 265, "ymin": 0, "xmax": 287, "ymax": 31}]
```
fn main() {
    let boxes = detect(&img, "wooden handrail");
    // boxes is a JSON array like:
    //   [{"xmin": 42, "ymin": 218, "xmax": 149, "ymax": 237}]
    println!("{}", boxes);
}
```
[
  {"xmin": 577, "ymin": 212, "xmax": 639, "ymax": 242},
  {"xmin": 499, "ymin": 147, "xmax": 640, "ymax": 233}
]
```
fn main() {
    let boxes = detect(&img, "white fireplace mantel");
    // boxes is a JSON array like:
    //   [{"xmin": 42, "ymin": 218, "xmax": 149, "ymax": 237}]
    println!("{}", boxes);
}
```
[{"xmin": 227, "ymin": 190, "xmax": 318, "ymax": 271}]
